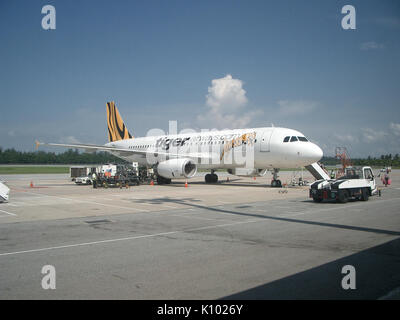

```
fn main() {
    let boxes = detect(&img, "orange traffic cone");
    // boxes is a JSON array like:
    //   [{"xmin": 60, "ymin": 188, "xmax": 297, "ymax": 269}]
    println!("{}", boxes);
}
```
[
  {"xmin": 253, "ymin": 177, "xmax": 256, "ymax": 180},
  {"xmin": 30, "ymin": 181, "xmax": 34, "ymax": 188},
  {"xmin": 150, "ymin": 180, "xmax": 154, "ymax": 186},
  {"xmin": 185, "ymin": 180, "xmax": 188, "ymax": 188}
]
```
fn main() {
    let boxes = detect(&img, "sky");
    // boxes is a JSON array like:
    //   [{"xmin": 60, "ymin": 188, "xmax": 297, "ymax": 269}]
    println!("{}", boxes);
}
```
[{"xmin": 0, "ymin": 0, "xmax": 399, "ymax": 157}]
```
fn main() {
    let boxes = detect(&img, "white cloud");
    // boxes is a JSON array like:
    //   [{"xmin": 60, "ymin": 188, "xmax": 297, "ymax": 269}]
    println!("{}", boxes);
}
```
[
  {"xmin": 277, "ymin": 100, "xmax": 318, "ymax": 116},
  {"xmin": 360, "ymin": 41, "xmax": 384, "ymax": 51},
  {"xmin": 198, "ymin": 74, "xmax": 260, "ymax": 129},
  {"xmin": 7, "ymin": 130, "xmax": 16, "ymax": 137},
  {"xmin": 59, "ymin": 136, "xmax": 81, "ymax": 144},
  {"xmin": 361, "ymin": 128, "xmax": 387, "ymax": 143},
  {"xmin": 389, "ymin": 122, "xmax": 400, "ymax": 136},
  {"xmin": 206, "ymin": 74, "xmax": 248, "ymax": 111},
  {"xmin": 334, "ymin": 133, "xmax": 359, "ymax": 143}
]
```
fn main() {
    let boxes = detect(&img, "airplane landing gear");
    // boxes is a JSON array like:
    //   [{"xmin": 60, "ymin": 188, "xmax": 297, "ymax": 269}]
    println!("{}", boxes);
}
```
[
  {"xmin": 157, "ymin": 175, "xmax": 171, "ymax": 185},
  {"xmin": 205, "ymin": 171, "xmax": 218, "ymax": 183},
  {"xmin": 271, "ymin": 168, "xmax": 282, "ymax": 188}
]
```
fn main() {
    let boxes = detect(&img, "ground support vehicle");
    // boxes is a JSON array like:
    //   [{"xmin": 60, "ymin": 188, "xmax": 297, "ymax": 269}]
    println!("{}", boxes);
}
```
[{"xmin": 309, "ymin": 166, "xmax": 379, "ymax": 203}]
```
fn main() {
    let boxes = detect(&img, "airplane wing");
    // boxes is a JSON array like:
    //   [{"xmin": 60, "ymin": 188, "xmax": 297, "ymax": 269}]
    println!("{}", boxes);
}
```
[{"xmin": 35, "ymin": 141, "xmax": 215, "ymax": 161}]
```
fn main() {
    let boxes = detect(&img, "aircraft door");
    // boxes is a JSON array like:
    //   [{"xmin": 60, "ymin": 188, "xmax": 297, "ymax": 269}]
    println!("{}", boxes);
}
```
[
  {"xmin": 260, "ymin": 129, "xmax": 273, "ymax": 152},
  {"xmin": 364, "ymin": 167, "xmax": 376, "ymax": 191}
]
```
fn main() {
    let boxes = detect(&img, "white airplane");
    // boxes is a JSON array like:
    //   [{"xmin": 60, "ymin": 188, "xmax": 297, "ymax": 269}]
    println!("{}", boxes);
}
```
[{"xmin": 36, "ymin": 101, "xmax": 324, "ymax": 187}]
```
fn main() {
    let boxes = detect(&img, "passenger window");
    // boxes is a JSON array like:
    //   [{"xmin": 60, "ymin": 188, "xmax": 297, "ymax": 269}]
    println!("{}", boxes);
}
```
[
  {"xmin": 290, "ymin": 136, "xmax": 298, "ymax": 142},
  {"xmin": 283, "ymin": 136, "xmax": 290, "ymax": 142}
]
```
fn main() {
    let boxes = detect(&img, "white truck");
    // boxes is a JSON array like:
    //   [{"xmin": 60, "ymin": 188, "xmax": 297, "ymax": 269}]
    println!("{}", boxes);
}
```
[
  {"xmin": 75, "ymin": 175, "xmax": 93, "ymax": 185},
  {"xmin": 75, "ymin": 164, "xmax": 119, "ymax": 185},
  {"xmin": 70, "ymin": 166, "xmax": 98, "ymax": 181},
  {"xmin": 309, "ymin": 166, "xmax": 378, "ymax": 203}
]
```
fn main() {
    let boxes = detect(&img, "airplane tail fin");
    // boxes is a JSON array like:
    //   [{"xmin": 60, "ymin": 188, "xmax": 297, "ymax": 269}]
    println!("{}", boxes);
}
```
[{"xmin": 106, "ymin": 101, "xmax": 133, "ymax": 142}]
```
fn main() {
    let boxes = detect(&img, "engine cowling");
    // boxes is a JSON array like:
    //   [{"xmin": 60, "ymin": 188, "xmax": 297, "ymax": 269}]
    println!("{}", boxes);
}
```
[
  {"xmin": 227, "ymin": 168, "xmax": 268, "ymax": 177},
  {"xmin": 157, "ymin": 158, "xmax": 197, "ymax": 179}
]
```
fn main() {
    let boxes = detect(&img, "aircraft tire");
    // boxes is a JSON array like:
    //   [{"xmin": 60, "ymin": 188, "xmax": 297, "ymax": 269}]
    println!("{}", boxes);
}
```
[
  {"xmin": 271, "ymin": 180, "xmax": 282, "ymax": 188},
  {"xmin": 157, "ymin": 176, "xmax": 171, "ymax": 185},
  {"xmin": 212, "ymin": 174, "xmax": 218, "ymax": 183}
]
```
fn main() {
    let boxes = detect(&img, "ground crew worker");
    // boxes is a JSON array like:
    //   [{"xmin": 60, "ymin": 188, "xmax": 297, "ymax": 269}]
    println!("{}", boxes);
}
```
[
  {"xmin": 92, "ymin": 172, "xmax": 97, "ymax": 188},
  {"xmin": 384, "ymin": 169, "xmax": 390, "ymax": 187}
]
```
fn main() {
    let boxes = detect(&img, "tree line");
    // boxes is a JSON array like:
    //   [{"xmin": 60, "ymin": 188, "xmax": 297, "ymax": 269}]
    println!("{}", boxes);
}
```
[
  {"xmin": 321, "ymin": 154, "xmax": 400, "ymax": 168},
  {"xmin": 0, "ymin": 147, "xmax": 398, "ymax": 167},
  {"xmin": 0, "ymin": 147, "xmax": 128, "ymax": 164}
]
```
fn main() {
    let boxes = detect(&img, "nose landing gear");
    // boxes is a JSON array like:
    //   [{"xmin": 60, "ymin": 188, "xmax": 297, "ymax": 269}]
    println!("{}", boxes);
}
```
[{"xmin": 271, "ymin": 168, "xmax": 282, "ymax": 188}]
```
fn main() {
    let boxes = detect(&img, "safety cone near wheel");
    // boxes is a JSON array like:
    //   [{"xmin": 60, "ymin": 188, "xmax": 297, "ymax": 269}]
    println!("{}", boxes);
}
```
[
  {"xmin": 150, "ymin": 180, "xmax": 154, "ymax": 186},
  {"xmin": 185, "ymin": 180, "xmax": 188, "ymax": 188},
  {"xmin": 30, "ymin": 181, "xmax": 34, "ymax": 188}
]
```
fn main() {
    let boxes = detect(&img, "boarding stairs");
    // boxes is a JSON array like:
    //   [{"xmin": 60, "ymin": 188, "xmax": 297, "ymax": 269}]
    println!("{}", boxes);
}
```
[{"xmin": 305, "ymin": 162, "xmax": 330, "ymax": 181}]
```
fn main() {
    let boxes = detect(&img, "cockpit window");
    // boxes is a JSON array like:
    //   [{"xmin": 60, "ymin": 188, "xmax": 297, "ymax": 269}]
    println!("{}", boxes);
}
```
[
  {"xmin": 290, "ymin": 136, "xmax": 298, "ymax": 142},
  {"xmin": 298, "ymin": 136, "xmax": 308, "ymax": 142},
  {"xmin": 283, "ymin": 136, "xmax": 290, "ymax": 142}
]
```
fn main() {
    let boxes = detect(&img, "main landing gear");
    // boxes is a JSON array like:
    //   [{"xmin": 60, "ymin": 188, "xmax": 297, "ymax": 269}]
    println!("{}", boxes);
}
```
[
  {"xmin": 271, "ymin": 168, "xmax": 282, "ymax": 188},
  {"xmin": 156, "ymin": 175, "xmax": 171, "ymax": 185},
  {"xmin": 205, "ymin": 171, "xmax": 218, "ymax": 183}
]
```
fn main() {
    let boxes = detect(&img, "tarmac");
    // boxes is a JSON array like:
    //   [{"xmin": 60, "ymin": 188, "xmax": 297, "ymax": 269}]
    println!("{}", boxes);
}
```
[{"xmin": 0, "ymin": 169, "xmax": 399, "ymax": 299}]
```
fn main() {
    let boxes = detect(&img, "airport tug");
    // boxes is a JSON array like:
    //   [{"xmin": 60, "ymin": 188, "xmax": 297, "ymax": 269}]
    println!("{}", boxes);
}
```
[{"xmin": 309, "ymin": 166, "xmax": 379, "ymax": 203}]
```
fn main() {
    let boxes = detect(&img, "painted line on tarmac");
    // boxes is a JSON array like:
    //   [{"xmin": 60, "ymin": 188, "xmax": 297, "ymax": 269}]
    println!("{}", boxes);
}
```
[
  {"xmin": 170, "ymin": 213, "xmax": 232, "ymax": 222},
  {"xmin": 110, "ymin": 193, "xmax": 151, "ymax": 197},
  {"xmin": 228, "ymin": 197, "xmax": 400, "ymax": 222},
  {"xmin": 4, "ymin": 202, "xmax": 20, "ymax": 207},
  {"xmin": 0, "ymin": 209, "xmax": 17, "ymax": 217},
  {"xmin": 16, "ymin": 191, "xmax": 149, "ymax": 213},
  {"xmin": 0, "ymin": 219, "xmax": 260, "ymax": 257},
  {"xmin": 91, "ymin": 197, "xmax": 178, "ymax": 210},
  {"xmin": 281, "ymin": 212, "xmax": 305, "ymax": 217},
  {"xmin": 131, "ymin": 202, "xmax": 179, "ymax": 209},
  {"xmin": 159, "ymin": 205, "xmax": 179, "ymax": 209},
  {"xmin": 217, "ymin": 201, "xmax": 230, "ymax": 204}
]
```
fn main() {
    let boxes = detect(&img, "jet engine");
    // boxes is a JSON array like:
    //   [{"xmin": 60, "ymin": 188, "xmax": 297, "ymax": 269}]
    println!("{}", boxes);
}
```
[
  {"xmin": 227, "ymin": 168, "xmax": 268, "ymax": 177},
  {"xmin": 157, "ymin": 158, "xmax": 197, "ymax": 179}
]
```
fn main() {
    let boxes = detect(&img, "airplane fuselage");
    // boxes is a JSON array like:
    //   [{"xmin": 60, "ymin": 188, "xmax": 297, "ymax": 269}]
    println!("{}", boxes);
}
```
[{"xmin": 105, "ymin": 127, "xmax": 323, "ymax": 170}]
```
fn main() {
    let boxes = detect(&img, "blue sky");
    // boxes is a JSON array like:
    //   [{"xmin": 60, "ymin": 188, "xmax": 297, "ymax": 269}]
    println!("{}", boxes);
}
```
[{"xmin": 0, "ymin": 0, "xmax": 399, "ymax": 157}]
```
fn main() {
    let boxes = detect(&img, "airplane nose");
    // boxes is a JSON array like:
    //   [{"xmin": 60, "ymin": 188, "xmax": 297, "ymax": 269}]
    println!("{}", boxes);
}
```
[
  {"xmin": 311, "ymin": 143, "xmax": 323, "ymax": 162},
  {"xmin": 300, "ymin": 143, "xmax": 323, "ymax": 164}
]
